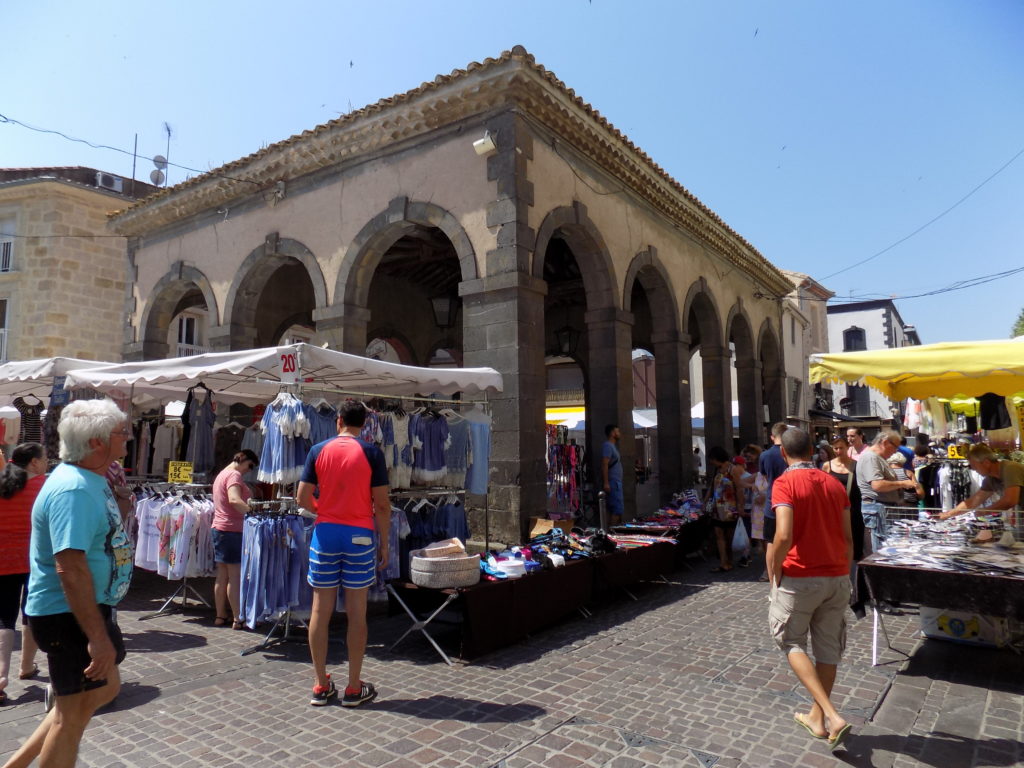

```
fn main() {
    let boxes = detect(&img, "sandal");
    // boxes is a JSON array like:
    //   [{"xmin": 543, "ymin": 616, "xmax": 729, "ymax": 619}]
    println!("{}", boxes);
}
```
[
  {"xmin": 710, "ymin": 565, "xmax": 733, "ymax": 573},
  {"xmin": 19, "ymin": 664, "xmax": 40, "ymax": 680},
  {"xmin": 231, "ymin": 620, "xmax": 245, "ymax": 630},
  {"xmin": 213, "ymin": 616, "xmax": 230, "ymax": 627}
]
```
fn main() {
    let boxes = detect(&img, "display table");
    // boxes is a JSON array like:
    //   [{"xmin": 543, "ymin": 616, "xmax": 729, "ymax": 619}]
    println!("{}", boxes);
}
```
[
  {"xmin": 386, "ymin": 542, "xmax": 677, "ymax": 662},
  {"xmin": 860, "ymin": 551, "xmax": 1024, "ymax": 664}
]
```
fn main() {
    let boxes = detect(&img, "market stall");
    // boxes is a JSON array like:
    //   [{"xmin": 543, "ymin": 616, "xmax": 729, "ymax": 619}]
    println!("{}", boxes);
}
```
[{"xmin": 810, "ymin": 338, "xmax": 1024, "ymax": 656}]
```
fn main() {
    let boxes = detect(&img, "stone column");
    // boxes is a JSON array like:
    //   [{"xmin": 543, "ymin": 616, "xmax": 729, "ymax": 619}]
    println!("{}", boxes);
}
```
[
  {"xmin": 735, "ymin": 358, "xmax": 764, "ymax": 447},
  {"xmin": 652, "ymin": 329, "xmax": 692, "ymax": 501},
  {"xmin": 700, "ymin": 345, "xmax": 733, "ymax": 451},
  {"xmin": 459, "ymin": 273, "xmax": 547, "ymax": 544},
  {"xmin": 763, "ymin": 365, "xmax": 785, "ymax": 426},
  {"xmin": 122, "ymin": 340, "xmax": 168, "ymax": 362},
  {"xmin": 584, "ymin": 307, "xmax": 636, "ymax": 517},
  {"xmin": 207, "ymin": 324, "xmax": 258, "ymax": 352},
  {"xmin": 313, "ymin": 303, "xmax": 371, "ymax": 354}
]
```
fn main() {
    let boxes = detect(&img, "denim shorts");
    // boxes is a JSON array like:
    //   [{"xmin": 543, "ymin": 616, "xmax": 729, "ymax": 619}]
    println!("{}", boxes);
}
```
[
  {"xmin": 212, "ymin": 529, "xmax": 243, "ymax": 564},
  {"xmin": 308, "ymin": 522, "xmax": 376, "ymax": 590}
]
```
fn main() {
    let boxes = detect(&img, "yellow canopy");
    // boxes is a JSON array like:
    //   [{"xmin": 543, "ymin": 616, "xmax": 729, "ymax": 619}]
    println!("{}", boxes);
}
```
[{"xmin": 808, "ymin": 338, "xmax": 1024, "ymax": 401}]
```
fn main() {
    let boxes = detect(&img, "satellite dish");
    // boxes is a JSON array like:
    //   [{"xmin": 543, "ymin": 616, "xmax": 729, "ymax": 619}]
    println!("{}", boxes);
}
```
[
  {"xmin": 150, "ymin": 169, "xmax": 165, "ymax": 185},
  {"xmin": 153, "ymin": 155, "xmax": 168, "ymax": 170}
]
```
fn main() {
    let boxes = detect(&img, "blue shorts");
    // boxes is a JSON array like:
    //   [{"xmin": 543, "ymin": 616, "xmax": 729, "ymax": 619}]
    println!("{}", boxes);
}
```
[
  {"xmin": 607, "ymin": 479, "xmax": 624, "ymax": 517},
  {"xmin": 308, "ymin": 522, "xmax": 376, "ymax": 590},
  {"xmin": 212, "ymin": 529, "xmax": 243, "ymax": 564}
]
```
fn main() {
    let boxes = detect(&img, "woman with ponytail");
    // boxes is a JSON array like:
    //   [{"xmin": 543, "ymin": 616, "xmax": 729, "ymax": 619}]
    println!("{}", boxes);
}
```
[{"xmin": 0, "ymin": 442, "xmax": 47, "ymax": 703}]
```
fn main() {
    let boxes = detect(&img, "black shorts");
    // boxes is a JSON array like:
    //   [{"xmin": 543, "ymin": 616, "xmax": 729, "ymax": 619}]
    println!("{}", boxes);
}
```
[
  {"xmin": 0, "ymin": 572, "xmax": 29, "ymax": 630},
  {"xmin": 28, "ymin": 605, "xmax": 126, "ymax": 697},
  {"xmin": 763, "ymin": 516, "xmax": 777, "ymax": 543}
]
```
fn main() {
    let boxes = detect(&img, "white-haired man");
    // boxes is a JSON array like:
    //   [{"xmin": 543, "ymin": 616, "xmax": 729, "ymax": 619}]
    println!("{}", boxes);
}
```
[{"xmin": 4, "ymin": 399, "xmax": 133, "ymax": 768}]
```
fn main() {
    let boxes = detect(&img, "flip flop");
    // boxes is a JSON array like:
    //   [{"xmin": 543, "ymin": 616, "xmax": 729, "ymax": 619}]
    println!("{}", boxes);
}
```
[
  {"xmin": 828, "ymin": 723, "xmax": 852, "ymax": 751},
  {"xmin": 794, "ymin": 714, "xmax": 826, "ymax": 740},
  {"xmin": 19, "ymin": 664, "xmax": 39, "ymax": 680}
]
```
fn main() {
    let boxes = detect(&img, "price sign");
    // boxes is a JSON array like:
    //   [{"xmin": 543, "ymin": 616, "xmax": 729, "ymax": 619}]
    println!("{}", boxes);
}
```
[
  {"xmin": 946, "ymin": 444, "xmax": 966, "ymax": 460},
  {"xmin": 279, "ymin": 351, "xmax": 298, "ymax": 384},
  {"xmin": 50, "ymin": 376, "xmax": 70, "ymax": 407},
  {"xmin": 167, "ymin": 461, "xmax": 194, "ymax": 483}
]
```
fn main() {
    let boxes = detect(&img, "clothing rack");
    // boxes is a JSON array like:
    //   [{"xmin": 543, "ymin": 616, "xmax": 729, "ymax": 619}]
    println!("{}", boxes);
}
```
[
  {"xmin": 136, "ymin": 482, "xmax": 214, "ymax": 620},
  {"xmin": 390, "ymin": 488, "xmax": 466, "ymax": 500},
  {"xmin": 240, "ymin": 500, "xmax": 312, "ymax": 655}
]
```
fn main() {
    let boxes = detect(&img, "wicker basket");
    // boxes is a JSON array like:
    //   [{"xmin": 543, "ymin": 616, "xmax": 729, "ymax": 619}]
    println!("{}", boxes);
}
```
[{"xmin": 409, "ymin": 550, "xmax": 480, "ymax": 588}]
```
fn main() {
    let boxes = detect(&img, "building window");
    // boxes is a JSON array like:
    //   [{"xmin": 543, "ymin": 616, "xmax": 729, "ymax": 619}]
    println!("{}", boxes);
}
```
[
  {"xmin": 0, "ymin": 299, "xmax": 7, "ymax": 362},
  {"xmin": 843, "ymin": 327, "xmax": 866, "ymax": 351},
  {"xmin": 0, "ymin": 219, "xmax": 13, "ymax": 273},
  {"xmin": 178, "ymin": 316, "xmax": 198, "ymax": 346}
]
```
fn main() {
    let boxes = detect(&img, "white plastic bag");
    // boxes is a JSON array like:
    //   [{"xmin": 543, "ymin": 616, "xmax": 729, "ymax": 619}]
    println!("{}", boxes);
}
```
[{"xmin": 731, "ymin": 520, "xmax": 751, "ymax": 560}]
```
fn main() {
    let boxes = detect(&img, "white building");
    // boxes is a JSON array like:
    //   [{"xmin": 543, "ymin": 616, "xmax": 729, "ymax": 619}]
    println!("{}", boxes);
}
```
[{"xmin": 826, "ymin": 299, "xmax": 921, "ymax": 421}]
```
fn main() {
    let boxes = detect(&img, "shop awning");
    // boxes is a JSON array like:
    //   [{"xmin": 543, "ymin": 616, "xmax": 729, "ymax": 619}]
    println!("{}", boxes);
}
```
[
  {"xmin": 0, "ymin": 357, "xmax": 116, "ymax": 405},
  {"xmin": 62, "ymin": 343, "xmax": 503, "ymax": 403},
  {"xmin": 809, "ymin": 338, "xmax": 1024, "ymax": 400}
]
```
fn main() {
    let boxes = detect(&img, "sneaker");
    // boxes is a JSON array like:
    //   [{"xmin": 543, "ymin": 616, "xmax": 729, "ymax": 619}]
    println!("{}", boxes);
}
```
[
  {"xmin": 342, "ymin": 682, "xmax": 377, "ymax": 708},
  {"xmin": 310, "ymin": 677, "xmax": 337, "ymax": 707}
]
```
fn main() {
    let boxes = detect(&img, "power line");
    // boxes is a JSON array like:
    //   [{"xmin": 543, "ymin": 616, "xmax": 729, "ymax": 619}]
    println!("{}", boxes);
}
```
[
  {"xmin": 0, "ymin": 112, "xmax": 262, "ymax": 189},
  {"xmin": 820, "ymin": 144, "xmax": 1024, "ymax": 281}
]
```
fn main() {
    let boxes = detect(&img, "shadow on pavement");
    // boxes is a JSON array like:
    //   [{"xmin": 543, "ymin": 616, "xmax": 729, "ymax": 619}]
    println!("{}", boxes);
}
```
[
  {"xmin": 369, "ymin": 694, "xmax": 545, "ymax": 723},
  {"xmin": 121, "ymin": 629, "xmax": 208, "ymax": 652},
  {"xmin": 101, "ymin": 681, "xmax": 162, "ymax": 712},
  {"xmin": 837, "ymin": 732, "xmax": 1021, "ymax": 768},
  {"xmin": 899, "ymin": 640, "xmax": 1024, "ymax": 695}
]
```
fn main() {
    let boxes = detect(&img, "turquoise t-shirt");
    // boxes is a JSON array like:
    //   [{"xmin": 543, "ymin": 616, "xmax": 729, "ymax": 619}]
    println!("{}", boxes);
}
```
[{"xmin": 26, "ymin": 463, "xmax": 133, "ymax": 617}]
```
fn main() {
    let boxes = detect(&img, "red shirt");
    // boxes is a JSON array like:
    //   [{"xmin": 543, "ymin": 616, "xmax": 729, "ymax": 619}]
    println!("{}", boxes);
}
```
[
  {"xmin": 0, "ymin": 475, "xmax": 46, "ymax": 575},
  {"xmin": 771, "ymin": 468, "xmax": 850, "ymax": 578},
  {"xmin": 300, "ymin": 436, "xmax": 388, "ymax": 530}
]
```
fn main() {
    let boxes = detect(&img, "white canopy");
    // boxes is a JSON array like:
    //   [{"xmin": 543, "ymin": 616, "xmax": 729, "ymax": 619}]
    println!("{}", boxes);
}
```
[
  {"xmin": 0, "ymin": 357, "xmax": 116, "ymax": 405},
  {"xmin": 63, "ymin": 343, "xmax": 503, "ymax": 403}
]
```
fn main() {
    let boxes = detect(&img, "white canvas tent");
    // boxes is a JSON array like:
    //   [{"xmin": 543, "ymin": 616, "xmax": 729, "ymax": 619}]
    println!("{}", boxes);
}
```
[
  {"xmin": 63, "ymin": 343, "xmax": 503, "ymax": 401},
  {"xmin": 0, "ymin": 357, "xmax": 117, "ymax": 405}
]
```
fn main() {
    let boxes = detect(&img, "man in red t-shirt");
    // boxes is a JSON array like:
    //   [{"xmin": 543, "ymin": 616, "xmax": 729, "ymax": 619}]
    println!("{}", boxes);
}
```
[
  {"xmin": 769, "ymin": 427, "xmax": 854, "ymax": 752},
  {"xmin": 297, "ymin": 401, "xmax": 389, "ymax": 708}
]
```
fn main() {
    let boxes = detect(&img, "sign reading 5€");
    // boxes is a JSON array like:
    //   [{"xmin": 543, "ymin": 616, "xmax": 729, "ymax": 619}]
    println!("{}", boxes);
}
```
[{"xmin": 168, "ymin": 461, "xmax": 193, "ymax": 483}]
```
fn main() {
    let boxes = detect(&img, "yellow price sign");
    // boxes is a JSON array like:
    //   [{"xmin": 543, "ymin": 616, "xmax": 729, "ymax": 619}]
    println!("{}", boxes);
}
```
[
  {"xmin": 167, "ymin": 461, "xmax": 194, "ymax": 483},
  {"xmin": 946, "ymin": 444, "xmax": 966, "ymax": 460}
]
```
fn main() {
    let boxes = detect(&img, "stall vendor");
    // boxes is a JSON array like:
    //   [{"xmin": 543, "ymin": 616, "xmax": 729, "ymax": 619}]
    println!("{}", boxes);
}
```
[{"xmin": 938, "ymin": 444, "xmax": 1024, "ymax": 520}]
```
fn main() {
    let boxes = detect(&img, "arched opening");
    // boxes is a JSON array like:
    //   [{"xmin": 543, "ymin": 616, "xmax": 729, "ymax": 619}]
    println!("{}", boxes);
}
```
[
  {"xmin": 759, "ymin": 321, "xmax": 784, "ymax": 427},
  {"xmin": 138, "ymin": 264, "xmax": 218, "ymax": 360},
  {"xmin": 364, "ymin": 225, "xmax": 463, "ymax": 369},
  {"xmin": 686, "ymin": 287, "xmax": 731, "ymax": 454},
  {"xmin": 728, "ymin": 308, "xmax": 761, "ymax": 448}
]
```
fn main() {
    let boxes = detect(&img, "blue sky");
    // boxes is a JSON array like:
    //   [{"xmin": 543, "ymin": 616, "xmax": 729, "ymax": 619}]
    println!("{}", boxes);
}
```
[{"xmin": 4, "ymin": 1, "xmax": 1022, "ymax": 344}]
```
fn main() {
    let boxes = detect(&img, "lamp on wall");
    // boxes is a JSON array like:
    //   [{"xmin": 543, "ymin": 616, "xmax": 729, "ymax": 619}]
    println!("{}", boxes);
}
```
[
  {"xmin": 430, "ymin": 295, "xmax": 458, "ymax": 330},
  {"xmin": 554, "ymin": 324, "xmax": 580, "ymax": 356}
]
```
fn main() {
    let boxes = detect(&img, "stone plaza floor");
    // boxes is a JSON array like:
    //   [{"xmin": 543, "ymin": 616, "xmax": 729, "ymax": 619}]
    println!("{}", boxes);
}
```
[{"xmin": 1, "ymin": 559, "xmax": 1021, "ymax": 768}]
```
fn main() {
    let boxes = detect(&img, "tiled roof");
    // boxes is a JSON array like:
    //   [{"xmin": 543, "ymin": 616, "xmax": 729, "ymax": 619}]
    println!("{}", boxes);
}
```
[{"xmin": 109, "ymin": 46, "xmax": 785, "ymax": 290}]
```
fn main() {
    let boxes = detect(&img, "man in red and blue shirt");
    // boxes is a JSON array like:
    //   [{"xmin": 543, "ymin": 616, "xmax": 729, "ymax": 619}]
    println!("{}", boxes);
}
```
[{"xmin": 297, "ymin": 401, "xmax": 389, "ymax": 708}]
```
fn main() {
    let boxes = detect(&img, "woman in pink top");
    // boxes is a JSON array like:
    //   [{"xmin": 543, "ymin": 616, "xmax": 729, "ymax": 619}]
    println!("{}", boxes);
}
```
[
  {"xmin": 0, "ymin": 443, "xmax": 47, "ymax": 704},
  {"xmin": 211, "ymin": 450, "xmax": 258, "ymax": 629}
]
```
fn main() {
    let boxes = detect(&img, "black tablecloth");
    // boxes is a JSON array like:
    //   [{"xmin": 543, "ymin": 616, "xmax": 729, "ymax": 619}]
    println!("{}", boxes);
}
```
[{"xmin": 860, "ymin": 555, "xmax": 1024, "ymax": 622}]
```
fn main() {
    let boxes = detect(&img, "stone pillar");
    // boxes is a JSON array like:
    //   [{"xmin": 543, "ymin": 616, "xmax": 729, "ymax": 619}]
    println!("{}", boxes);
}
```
[
  {"xmin": 652, "ymin": 329, "xmax": 692, "ymax": 501},
  {"xmin": 313, "ymin": 303, "xmax": 371, "ymax": 353},
  {"xmin": 456, "ymin": 109, "xmax": 545, "ymax": 544},
  {"xmin": 207, "ymin": 324, "xmax": 258, "ymax": 352},
  {"xmin": 584, "ymin": 307, "xmax": 636, "ymax": 518},
  {"xmin": 735, "ymin": 358, "xmax": 764, "ymax": 447},
  {"xmin": 763, "ymin": 365, "xmax": 785, "ymax": 426},
  {"xmin": 122, "ymin": 339, "xmax": 168, "ymax": 362},
  {"xmin": 459, "ymin": 273, "xmax": 547, "ymax": 544},
  {"xmin": 700, "ymin": 345, "xmax": 733, "ymax": 451}
]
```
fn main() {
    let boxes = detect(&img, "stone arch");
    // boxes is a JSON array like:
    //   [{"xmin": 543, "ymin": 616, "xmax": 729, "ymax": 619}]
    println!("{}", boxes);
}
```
[
  {"xmin": 337, "ymin": 197, "xmax": 477, "ymax": 308},
  {"xmin": 684, "ymin": 278, "xmax": 731, "ymax": 450},
  {"xmin": 138, "ymin": 262, "xmax": 219, "ymax": 359},
  {"xmin": 681, "ymin": 278, "xmax": 724, "ymax": 349},
  {"xmin": 223, "ymin": 235, "xmax": 328, "ymax": 333},
  {"xmin": 366, "ymin": 326, "xmax": 418, "ymax": 367},
  {"xmin": 758, "ymin": 318, "xmax": 785, "ymax": 425},
  {"xmin": 726, "ymin": 301, "xmax": 762, "ymax": 446},
  {"xmin": 533, "ymin": 201, "xmax": 618, "ymax": 310},
  {"xmin": 623, "ymin": 246, "xmax": 680, "ymax": 331}
]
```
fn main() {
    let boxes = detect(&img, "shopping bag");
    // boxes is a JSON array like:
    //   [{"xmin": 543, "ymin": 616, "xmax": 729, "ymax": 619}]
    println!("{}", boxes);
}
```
[{"xmin": 731, "ymin": 520, "xmax": 751, "ymax": 559}]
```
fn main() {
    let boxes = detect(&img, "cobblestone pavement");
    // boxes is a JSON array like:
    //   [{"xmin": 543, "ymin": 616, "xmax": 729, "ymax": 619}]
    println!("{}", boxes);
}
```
[{"xmin": 1, "ymin": 559, "xmax": 1020, "ymax": 768}]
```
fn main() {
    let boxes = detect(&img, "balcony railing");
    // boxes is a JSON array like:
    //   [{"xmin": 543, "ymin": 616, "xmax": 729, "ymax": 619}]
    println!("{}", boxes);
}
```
[
  {"xmin": 840, "ymin": 400, "xmax": 890, "ymax": 419},
  {"xmin": 545, "ymin": 387, "xmax": 585, "ymax": 404},
  {"xmin": 176, "ymin": 343, "xmax": 210, "ymax": 357}
]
